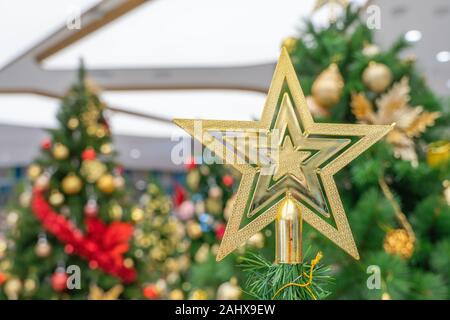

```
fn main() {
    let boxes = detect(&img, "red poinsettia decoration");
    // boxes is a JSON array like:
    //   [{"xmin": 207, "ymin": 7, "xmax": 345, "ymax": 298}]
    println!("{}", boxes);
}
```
[{"xmin": 31, "ymin": 188, "xmax": 136, "ymax": 283}]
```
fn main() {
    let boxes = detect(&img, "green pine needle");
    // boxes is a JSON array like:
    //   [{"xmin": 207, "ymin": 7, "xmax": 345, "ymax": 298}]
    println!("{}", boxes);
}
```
[{"xmin": 239, "ymin": 249, "xmax": 333, "ymax": 300}]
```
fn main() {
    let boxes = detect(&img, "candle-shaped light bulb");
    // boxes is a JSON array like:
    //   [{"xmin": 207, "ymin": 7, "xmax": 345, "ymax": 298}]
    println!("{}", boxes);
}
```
[{"xmin": 275, "ymin": 192, "xmax": 302, "ymax": 264}]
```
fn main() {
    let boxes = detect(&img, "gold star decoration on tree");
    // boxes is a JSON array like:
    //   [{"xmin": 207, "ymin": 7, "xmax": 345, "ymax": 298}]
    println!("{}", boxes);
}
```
[{"xmin": 174, "ymin": 48, "xmax": 392, "ymax": 261}]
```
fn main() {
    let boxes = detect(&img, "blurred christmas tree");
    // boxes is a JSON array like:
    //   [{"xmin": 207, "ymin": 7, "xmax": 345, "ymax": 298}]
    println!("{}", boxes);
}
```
[
  {"xmin": 175, "ymin": 159, "xmax": 272, "ymax": 299},
  {"xmin": 281, "ymin": 3, "xmax": 450, "ymax": 299},
  {"xmin": 0, "ymin": 67, "xmax": 155, "ymax": 299},
  {"xmin": 133, "ymin": 177, "xmax": 191, "ymax": 300}
]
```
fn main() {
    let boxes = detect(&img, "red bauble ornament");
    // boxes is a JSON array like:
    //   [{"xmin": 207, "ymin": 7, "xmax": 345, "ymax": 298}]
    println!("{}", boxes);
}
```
[
  {"xmin": 41, "ymin": 138, "xmax": 52, "ymax": 150},
  {"xmin": 51, "ymin": 270, "xmax": 68, "ymax": 292},
  {"xmin": 115, "ymin": 165, "xmax": 125, "ymax": 175},
  {"xmin": 0, "ymin": 272, "xmax": 6, "ymax": 285},
  {"xmin": 82, "ymin": 148, "xmax": 96, "ymax": 161},
  {"xmin": 222, "ymin": 175, "xmax": 234, "ymax": 187},
  {"xmin": 185, "ymin": 157, "xmax": 197, "ymax": 170},
  {"xmin": 173, "ymin": 184, "xmax": 186, "ymax": 208},
  {"xmin": 143, "ymin": 284, "xmax": 160, "ymax": 299},
  {"xmin": 215, "ymin": 223, "xmax": 226, "ymax": 240}
]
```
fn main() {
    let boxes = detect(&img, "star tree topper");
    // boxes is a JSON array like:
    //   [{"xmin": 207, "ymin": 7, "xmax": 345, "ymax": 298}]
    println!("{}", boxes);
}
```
[{"xmin": 174, "ymin": 48, "xmax": 392, "ymax": 261}]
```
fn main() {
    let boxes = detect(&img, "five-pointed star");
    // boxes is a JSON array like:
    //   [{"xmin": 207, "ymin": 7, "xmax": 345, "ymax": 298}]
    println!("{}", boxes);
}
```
[{"xmin": 174, "ymin": 48, "xmax": 392, "ymax": 261}]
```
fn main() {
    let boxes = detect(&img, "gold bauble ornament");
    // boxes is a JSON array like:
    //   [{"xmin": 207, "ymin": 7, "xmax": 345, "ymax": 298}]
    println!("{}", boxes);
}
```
[
  {"xmin": 247, "ymin": 232, "xmax": 265, "ymax": 249},
  {"xmin": 426, "ymin": 141, "xmax": 450, "ymax": 168},
  {"xmin": 311, "ymin": 63, "xmax": 344, "ymax": 108},
  {"xmin": 113, "ymin": 176, "xmax": 125, "ymax": 189},
  {"xmin": 4, "ymin": 278, "xmax": 22, "ymax": 300},
  {"xmin": 35, "ymin": 174, "xmax": 50, "ymax": 191},
  {"xmin": 123, "ymin": 258, "xmax": 134, "ymax": 268},
  {"xmin": 362, "ymin": 62, "xmax": 392, "ymax": 93},
  {"xmin": 217, "ymin": 277, "xmax": 241, "ymax": 300},
  {"xmin": 383, "ymin": 229, "xmax": 414, "ymax": 259},
  {"xmin": 49, "ymin": 190, "xmax": 65, "ymax": 207},
  {"xmin": 24, "ymin": 278, "xmax": 37, "ymax": 294},
  {"xmin": 169, "ymin": 289, "xmax": 184, "ymax": 300},
  {"xmin": 81, "ymin": 160, "xmax": 107, "ymax": 183},
  {"xmin": 100, "ymin": 143, "xmax": 113, "ymax": 155},
  {"xmin": 6, "ymin": 211, "xmax": 19, "ymax": 227},
  {"xmin": 96, "ymin": 126, "xmax": 107, "ymax": 138},
  {"xmin": 186, "ymin": 221, "xmax": 202, "ymax": 240},
  {"xmin": 362, "ymin": 43, "xmax": 380, "ymax": 57},
  {"xmin": 381, "ymin": 292, "xmax": 391, "ymax": 300},
  {"xmin": 97, "ymin": 174, "xmax": 116, "ymax": 194},
  {"xmin": 205, "ymin": 197, "xmax": 223, "ymax": 215},
  {"xmin": 35, "ymin": 238, "xmax": 52, "ymax": 257},
  {"xmin": 281, "ymin": 37, "xmax": 297, "ymax": 53},
  {"xmin": 27, "ymin": 164, "xmax": 41, "ymax": 181},
  {"xmin": 131, "ymin": 207, "xmax": 144, "ymax": 222},
  {"xmin": 67, "ymin": 117, "xmax": 79, "ymax": 130},
  {"xmin": 19, "ymin": 191, "xmax": 32, "ymax": 207},
  {"xmin": 109, "ymin": 203, "xmax": 123, "ymax": 220},
  {"xmin": 186, "ymin": 169, "xmax": 201, "ymax": 191},
  {"xmin": 52, "ymin": 143, "xmax": 70, "ymax": 160},
  {"xmin": 195, "ymin": 244, "xmax": 210, "ymax": 263},
  {"xmin": 190, "ymin": 289, "xmax": 208, "ymax": 300},
  {"xmin": 61, "ymin": 174, "xmax": 83, "ymax": 195}
]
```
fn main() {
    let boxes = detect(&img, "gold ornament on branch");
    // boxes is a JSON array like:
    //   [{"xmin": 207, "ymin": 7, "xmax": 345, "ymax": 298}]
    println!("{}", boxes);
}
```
[
  {"xmin": 379, "ymin": 177, "xmax": 415, "ymax": 259},
  {"xmin": 169, "ymin": 289, "xmax": 184, "ymax": 300},
  {"xmin": 175, "ymin": 49, "xmax": 391, "ymax": 261},
  {"xmin": 61, "ymin": 173, "xmax": 83, "ymax": 195},
  {"xmin": 97, "ymin": 174, "xmax": 116, "ymax": 194},
  {"xmin": 34, "ymin": 174, "xmax": 50, "ymax": 191},
  {"xmin": 67, "ymin": 117, "xmax": 79, "ymax": 130},
  {"xmin": 362, "ymin": 62, "xmax": 392, "ymax": 93},
  {"xmin": 362, "ymin": 43, "xmax": 380, "ymax": 57},
  {"xmin": 4, "ymin": 278, "xmax": 22, "ymax": 300},
  {"xmin": 352, "ymin": 77, "xmax": 440, "ymax": 166},
  {"xmin": 426, "ymin": 141, "xmax": 450, "ymax": 168},
  {"xmin": 190, "ymin": 289, "xmax": 208, "ymax": 300},
  {"xmin": 81, "ymin": 160, "xmax": 107, "ymax": 183},
  {"xmin": 35, "ymin": 237, "xmax": 52, "ymax": 258},
  {"xmin": 49, "ymin": 190, "xmax": 65, "ymax": 207},
  {"xmin": 217, "ymin": 277, "xmax": 242, "ymax": 300},
  {"xmin": 311, "ymin": 63, "xmax": 344, "ymax": 109},
  {"xmin": 27, "ymin": 164, "xmax": 41, "ymax": 181},
  {"xmin": 52, "ymin": 143, "xmax": 69, "ymax": 160},
  {"xmin": 383, "ymin": 229, "xmax": 414, "ymax": 259},
  {"xmin": 100, "ymin": 143, "xmax": 113, "ymax": 155}
]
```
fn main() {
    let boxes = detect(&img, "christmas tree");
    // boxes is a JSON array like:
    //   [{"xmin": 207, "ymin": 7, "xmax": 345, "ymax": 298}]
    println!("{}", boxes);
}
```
[
  {"xmin": 174, "ymin": 160, "xmax": 247, "ymax": 299},
  {"xmin": 133, "ymin": 176, "xmax": 190, "ymax": 300},
  {"xmin": 0, "ymin": 67, "xmax": 154, "ymax": 299},
  {"xmin": 281, "ymin": 4, "xmax": 450, "ymax": 299}
]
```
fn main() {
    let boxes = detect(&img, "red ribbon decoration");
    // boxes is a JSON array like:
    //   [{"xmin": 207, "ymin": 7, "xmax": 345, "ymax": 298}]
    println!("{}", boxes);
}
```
[{"xmin": 31, "ymin": 188, "xmax": 137, "ymax": 283}]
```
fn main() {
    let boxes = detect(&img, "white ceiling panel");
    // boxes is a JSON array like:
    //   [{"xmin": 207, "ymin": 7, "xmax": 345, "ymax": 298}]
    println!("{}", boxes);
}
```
[
  {"xmin": 0, "ymin": 0, "xmax": 100, "ymax": 69},
  {"xmin": 43, "ymin": 0, "xmax": 318, "ymax": 68}
]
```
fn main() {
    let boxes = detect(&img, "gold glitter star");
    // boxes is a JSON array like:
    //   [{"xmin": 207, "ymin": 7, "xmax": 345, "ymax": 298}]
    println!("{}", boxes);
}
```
[{"xmin": 174, "ymin": 48, "xmax": 392, "ymax": 261}]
